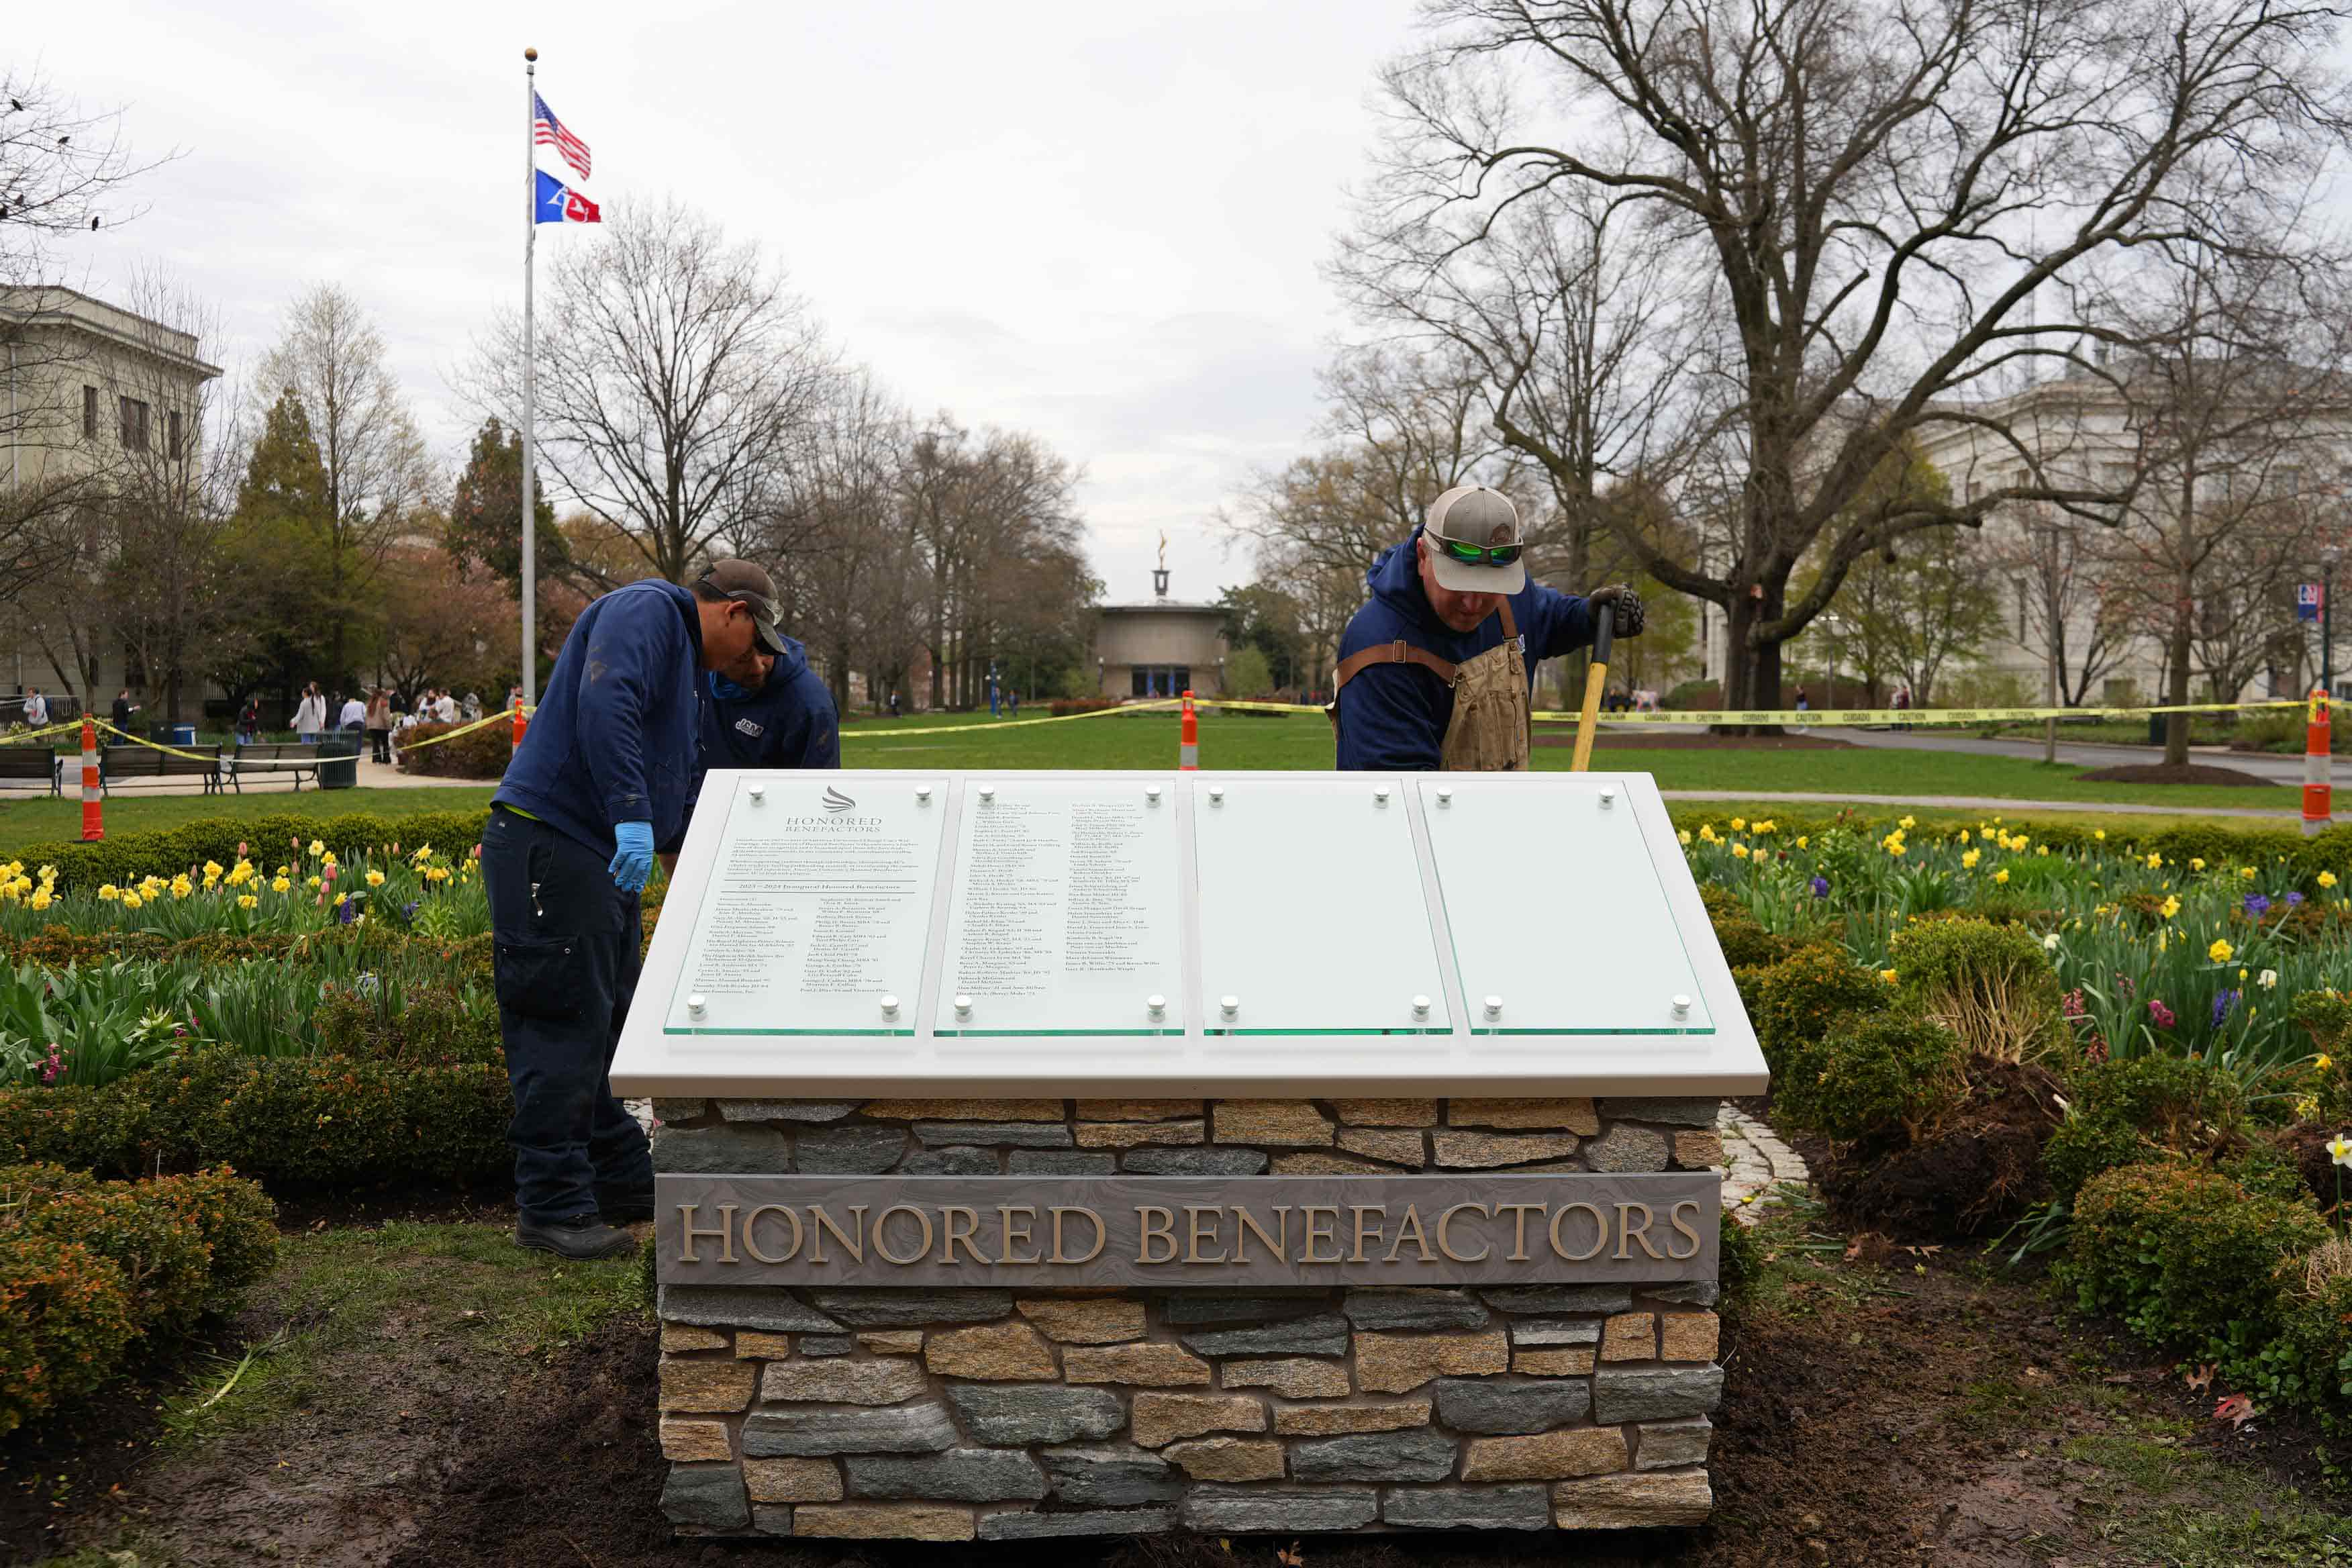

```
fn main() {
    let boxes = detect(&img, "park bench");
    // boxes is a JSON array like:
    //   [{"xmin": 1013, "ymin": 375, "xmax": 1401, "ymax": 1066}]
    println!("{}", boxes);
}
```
[
  {"xmin": 0, "ymin": 746, "xmax": 59, "ymax": 796},
  {"xmin": 100, "ymin": 743, "xmax": 224, "ymax": 796},
  {"xmin": 224, "ymin": 741, "xmax": 322, "ymax": 792}
]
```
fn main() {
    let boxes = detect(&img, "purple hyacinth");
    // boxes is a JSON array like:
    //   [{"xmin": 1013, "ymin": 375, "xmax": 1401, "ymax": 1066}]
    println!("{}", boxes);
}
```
[
  {"xmin": 1811, "ymin": 875, "xmax": 1830, "ymax": 899},
  {"xmin": 2212, "ymin": 989, "xmax": 2241, "ymax": 1027},
  {"xmin": 2245, "ymin": 892, "xmax": 2271, "ymax": 917},
  {"xmin": 2289, "ymin": 891, "xmax": 2306, "ymax": 907},
  {"xmin": 336, "ymin": 896, "xmax": 358, "ymax": 925}
]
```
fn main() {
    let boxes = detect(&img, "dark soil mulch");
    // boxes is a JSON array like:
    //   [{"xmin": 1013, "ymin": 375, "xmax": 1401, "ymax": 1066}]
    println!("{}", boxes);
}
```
[
  {"xmin": 1816, "ymin": 1060, "xmax": 2068, "ymax": 1238},
  {"xmin": 2076, "ymin": 761, "xmax": 2278, "ymax": 787}
]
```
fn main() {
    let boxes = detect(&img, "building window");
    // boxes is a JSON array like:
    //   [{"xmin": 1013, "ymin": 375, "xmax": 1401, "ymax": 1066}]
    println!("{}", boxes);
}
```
[
  {"xmin": 118, "ymin": 397, "xmax": 150, "ymax": 452},
  {"xmin": 167, "ymin": 409, "xmax": 183, "ymax": 460},
  {"xmin": 1130, "ymin": 665, "xmax": 1191, "ymax": 698},
  {"xmin": 83, "ymin": 385, "xmax": 99, "ymax": 439}
]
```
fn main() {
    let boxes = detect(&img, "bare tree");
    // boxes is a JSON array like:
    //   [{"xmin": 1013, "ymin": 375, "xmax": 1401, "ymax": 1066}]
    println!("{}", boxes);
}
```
[
  {"xmin": 461, "ymin": 197, "xmax": 838, "ymax": 587},
  {"xmin": 1357, "ymin": 0, "xmax": 2352, "ymax": 718},
  {"xmin": 1994, "ymin": 513, "xmax": 2145, "ymax": 706},
  {"xmin": 256, "ymin": 284, "xmax": 427, "ymax": 683},
  {"xmin": 2093, "ymin": 240, "xmax": 2352, "ymax": 763}
]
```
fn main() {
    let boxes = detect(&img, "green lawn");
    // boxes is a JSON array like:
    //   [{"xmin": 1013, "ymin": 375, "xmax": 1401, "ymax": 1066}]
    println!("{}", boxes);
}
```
[
  {"xmin": 841, "ymin": 710, "xmax": 2302, "ymax": 813},
  {"xmin": 0, "ymin": 710, "xmax": 2307, "ymax": 855},
  {"xmin": 0, "ymin": 785, "xmax": 499, "ymax": 848}
]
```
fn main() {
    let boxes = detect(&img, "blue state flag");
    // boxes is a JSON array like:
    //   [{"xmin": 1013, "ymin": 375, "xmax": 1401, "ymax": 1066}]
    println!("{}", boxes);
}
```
[{"xmin": 535, "ymin": 168, "xmax": 601, "ymax": 225}]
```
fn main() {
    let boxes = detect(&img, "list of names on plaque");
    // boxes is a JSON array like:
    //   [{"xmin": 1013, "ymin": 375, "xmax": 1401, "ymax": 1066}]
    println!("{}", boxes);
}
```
[
  {"xmin": 669, "ymin": 778, "xmax": 946, "ymax": 1032},
  {"xmin": 939, "ymin": 783, "xmax": 1178, "ymax": 1032}
]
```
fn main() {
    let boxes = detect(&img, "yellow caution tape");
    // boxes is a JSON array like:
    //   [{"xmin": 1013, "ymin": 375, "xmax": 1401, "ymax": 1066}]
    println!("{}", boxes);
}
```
[
  {"xmin": 394, "ymin": 707, "xmax": 536, "ymax": 752},
  {"xmin": 1201, "ymin": 696, "xmax": 2308, "ymax": 727},
  {"xmin": 841, "ymin": 701, "xmax": 1180, "ymax": 740}
]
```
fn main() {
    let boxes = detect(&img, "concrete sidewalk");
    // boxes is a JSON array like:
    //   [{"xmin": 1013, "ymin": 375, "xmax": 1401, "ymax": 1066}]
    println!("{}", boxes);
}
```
[{"xmin": 30, "ymin": 750, "xmax": 495, "ymax": 798}]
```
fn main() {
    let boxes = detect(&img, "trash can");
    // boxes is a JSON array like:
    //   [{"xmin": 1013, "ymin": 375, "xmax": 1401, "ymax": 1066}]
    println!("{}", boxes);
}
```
[
  {"xmin": 318, "ymin": 736, "xmax": 361, "ymax": 790},
  {"xmin": 2148, "ymin": 712, "xmax": 2165, "ymax": 745},
  {"xmin": 166, "ymin": 724, "xmax": 195, "ymax": 747}
]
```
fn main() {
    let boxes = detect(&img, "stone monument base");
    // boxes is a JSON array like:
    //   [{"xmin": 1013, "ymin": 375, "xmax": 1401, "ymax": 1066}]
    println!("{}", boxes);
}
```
[{"xmin": 648, "ymin": 1094, "xmax": 1725, "ymax": 1540}]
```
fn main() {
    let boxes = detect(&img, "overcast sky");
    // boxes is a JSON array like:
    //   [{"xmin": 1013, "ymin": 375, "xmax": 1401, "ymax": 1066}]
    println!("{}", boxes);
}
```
[{"xmin": 25, "ymin": 0, "xmax": 1427, "ymax": 604}]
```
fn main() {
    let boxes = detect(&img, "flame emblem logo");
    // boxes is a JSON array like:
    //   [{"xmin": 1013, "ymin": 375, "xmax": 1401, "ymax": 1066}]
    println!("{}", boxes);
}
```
[{"xmin": 821, "ymin": 786, "xmax": 856, "ymax": 814}]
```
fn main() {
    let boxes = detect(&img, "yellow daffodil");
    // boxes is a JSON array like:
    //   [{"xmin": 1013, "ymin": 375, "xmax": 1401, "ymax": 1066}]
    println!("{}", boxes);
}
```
[
  {"xmin": 1961, "ymin": 849, "xmax": 1981, "ymax": 869},
  {"xmin": 2314, "ymin": 1049, "xmax": 2331, "ymax": 1067},
  {"xmin": 1732, "ymin": 843, "xmax": 1751, "ymax": 861},
  {"xmin": 2094, "ymin": 828, "xmax": 2106, "ymax": 840},
  {"xmin": 271, "ymin": 876, "xmax": 291, "ymax": 893},
  {"xmin": 1879, "ymin": 968, "xmax": 1898, "ymax": 983},
  {"xmin": 2190, "ymin": 858, "xmax": 2206, "ymax": 872},
  {"xmin": 307, "ymin": 875, "xmax": 322, "ymax": 889},
  {"xmin": 2263, "ymin": 971, "xmax": 2282, "ymax": 991},
  {"xmin": 2242, "ymin": 867, "xmax": 2258, "ymax": 881},
  {"xmin": 97, "ymin": 883, "xmax": 119, "ymax": 901},
  {"xmin": 1677, "ymin": 830, "xmax": 1692, "ymax": 845},
  {"xmin": 28, "ymin": 889, "xmax": 49, "ymax": 911},
  {"xmin": 1959, "ymin": 829, "xmax": 1972, "ymax": 843},
  {"xmin": 1994, "ymin": 869, "xmax": 2010, "ymax": 884},
  {"xmin": 2322, "ymin": 871, "xmax": 2341, "ymax": 889},
  {"xmin": 2332, "ymin": 1134, "xmax": 2352, "ymax": 1169},
  {"xmin": 2209, "ymin": 938, "xmax": 2234, "ymax": 964},
  {"xmin": 1730, "ymin": 817, "xmax": 1746, "ymax": 830},
  {"xmin": 1795, "ymin": 836, "xmax": 1808, "ymax": 848},
  {"xmin": 2161, "ymin": 895, "xmax": 2181, "ymax": 920},
  {"xmin": 120, "ymin": 891, "xmax": 142, "ymax": 910},
  {"xmin": 2147, "ymin": 852, "xmax": 2163, "ymax": 869},
  {"xmin": 237, "ymin": 894, "xmax": 258, "ymax": 909},
  {"xmin": 365, "ymin": 869, "xmax": 386, "ymax": 887},
  {"xmin": 307, "ymin": 838, "xmax": 326, "ymax": 857}
]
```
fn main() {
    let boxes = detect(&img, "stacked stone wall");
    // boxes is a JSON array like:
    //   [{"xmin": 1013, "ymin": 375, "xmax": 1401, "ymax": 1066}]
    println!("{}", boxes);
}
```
[{"xmin": 648, "ymin": 1095, "xmax": 1724, "ymax": 1540}]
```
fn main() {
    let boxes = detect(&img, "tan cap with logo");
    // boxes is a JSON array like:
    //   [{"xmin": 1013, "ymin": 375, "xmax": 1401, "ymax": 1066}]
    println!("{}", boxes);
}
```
[{"xmin": 1423, "ymin": 485, "xmax": 1528, "ymax": 595}]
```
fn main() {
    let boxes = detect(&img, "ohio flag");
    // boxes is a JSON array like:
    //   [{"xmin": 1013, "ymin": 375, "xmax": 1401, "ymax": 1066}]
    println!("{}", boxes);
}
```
[{"xmin": 535, "ymin": 168, "xmax": 601, "ymax": 224}]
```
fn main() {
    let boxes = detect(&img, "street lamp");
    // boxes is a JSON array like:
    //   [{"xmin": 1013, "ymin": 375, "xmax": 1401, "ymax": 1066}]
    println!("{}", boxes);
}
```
[
  {"xmin": 2034, "ymin": 520, "xmax": 2063, "ymax": 766},
  {"xmin": 2326, "ymin": 544, "xmax": 2342, "ymax": 701}
]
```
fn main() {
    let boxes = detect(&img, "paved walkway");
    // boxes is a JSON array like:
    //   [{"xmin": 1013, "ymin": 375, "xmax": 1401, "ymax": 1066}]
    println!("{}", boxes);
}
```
[{"xmin": 1721, "ymin": 1104, "xmax": 1810, "ymax": 1224}]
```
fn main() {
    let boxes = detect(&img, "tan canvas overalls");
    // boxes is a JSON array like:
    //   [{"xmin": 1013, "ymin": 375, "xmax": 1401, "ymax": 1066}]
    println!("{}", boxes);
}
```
[{"xmin": 1326, "ymin": 599, "xmax": 1531, "ymax": 771}]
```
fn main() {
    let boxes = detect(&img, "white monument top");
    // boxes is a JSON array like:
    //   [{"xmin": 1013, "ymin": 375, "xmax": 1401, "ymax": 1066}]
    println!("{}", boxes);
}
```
[{"xmin": 611, "ymin": 769, "xmax": 1768, "ymax": 1097}]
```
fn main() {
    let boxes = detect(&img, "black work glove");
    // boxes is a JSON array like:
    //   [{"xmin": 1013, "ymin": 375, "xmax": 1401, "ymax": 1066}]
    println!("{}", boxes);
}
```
[{"xmin": 1587, "ymin": 583, "xmax": 1645, "ymax": 638}]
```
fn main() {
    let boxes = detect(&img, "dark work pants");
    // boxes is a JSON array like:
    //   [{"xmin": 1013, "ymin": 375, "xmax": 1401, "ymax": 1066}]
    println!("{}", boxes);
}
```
[
  {"xmin": 368, "ymin": 727, "xmax": 391, "ymax": 763},
  {"xmin": 481, "ymin": 806, "xmax": 653, "ymax": 1224}
]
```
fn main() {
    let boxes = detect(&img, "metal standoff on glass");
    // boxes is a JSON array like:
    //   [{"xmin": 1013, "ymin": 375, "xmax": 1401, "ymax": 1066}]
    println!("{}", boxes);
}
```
[
  {"xmin": 1412, "ymin": 995, "xmax": 1430, "ymax": 1020},
  {"xmin": 1436, "ymin": 787, "xmax": 1453, "ymax": 805},
  {"xmin": 1374, "ymin": 785, "xmax": 1391, "ymax": 804},
  {"xmin": 1208, "ymin": 785, "xmax": 1225, "ymax": 803},
  {"xmin": 1600, "ymin": 787, "xmax": 1616, "ymax": 807},
  {"xmin": 880, "ymin": 994, "xmax": 900, "ymax": 1020},
  {"xmin": 1671, "ymin": 994, "xmax": 1692, "ymax": 1020},
  {"xmin": 978, "ymin": 785, "xmax": 995, "ymax": 801},
  {"xmin": 915, "ymin": 785, "xmax": 932, "ymax": 801},
  {"xmin": 953, "ymin": 995, "xmax": 973, "ymax": 1019},
  {"xmin": 1145, "ymin": 785, "xmax": 1162, "ymax": 803},
  {"xmin": 1146, "ymin": 994, "xmax": 1167, "ymax": 1020},
  {"xmin": 1483, "ymin": 995, "xmax": 1503, "ymax": 1020},
  {"xmin": 1220, "ymin": 995, "xmax": 1239, "ymax": 1020},
  {"xmin": 746, "ymin": 781, "xmax": 765, "ymax": 801},
  {"xmin": 686, "ymin": 994, "xmax": 707, "ymax": 1018}
]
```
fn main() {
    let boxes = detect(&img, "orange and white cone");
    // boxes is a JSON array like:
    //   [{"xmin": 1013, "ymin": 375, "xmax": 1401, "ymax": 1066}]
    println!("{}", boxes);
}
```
[
  {"xmin": 79, "ymin": 716, "xmax": 103, "ymax": 842},
  {"xmin": 1179, "ymin": 689, "xmax": 1198, "ymax": 770},
  {"xmin": 2304, "ymin": 688, "xmax": 2333, "ymax": 839}
]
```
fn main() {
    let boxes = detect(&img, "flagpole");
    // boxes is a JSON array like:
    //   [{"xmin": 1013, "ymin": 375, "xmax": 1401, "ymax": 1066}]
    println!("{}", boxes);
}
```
[{"xmin": 520, "ymin": 46, "xmax": 539, "ymax": 709}]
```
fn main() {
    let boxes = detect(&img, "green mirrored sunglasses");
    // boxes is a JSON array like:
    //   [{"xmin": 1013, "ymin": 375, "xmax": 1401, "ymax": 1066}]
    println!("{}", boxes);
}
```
[{"xmin": 1436, "ymin": 536, "xmax": 1524, "ymax": 567}]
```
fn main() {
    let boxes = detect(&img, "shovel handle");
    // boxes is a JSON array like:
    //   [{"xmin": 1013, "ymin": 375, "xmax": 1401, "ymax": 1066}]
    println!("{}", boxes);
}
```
[{"xmin": 1570, "ymin": 615, "xmax": 1616, "ymax": 773}]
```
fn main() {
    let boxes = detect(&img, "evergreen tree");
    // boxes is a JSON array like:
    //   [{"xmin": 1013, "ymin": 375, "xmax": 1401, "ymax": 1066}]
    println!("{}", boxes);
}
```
[
  {"xmin": 213, "ymin": 391, "xmax": 340, "ymax": 718},
  {"xmin": 445, "ymin": 416, "xmax": 567, "ymax": 597}
]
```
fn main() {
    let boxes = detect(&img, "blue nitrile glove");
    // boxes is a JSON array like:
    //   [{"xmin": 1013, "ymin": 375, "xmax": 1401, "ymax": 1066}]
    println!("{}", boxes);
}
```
[
  {"xmin": 712, "ymin": 673, "xmax": 751, "ymax": 701},
  {"xmin": 609, "ymin": 820, "xmax": 655, "ymax": 892}
]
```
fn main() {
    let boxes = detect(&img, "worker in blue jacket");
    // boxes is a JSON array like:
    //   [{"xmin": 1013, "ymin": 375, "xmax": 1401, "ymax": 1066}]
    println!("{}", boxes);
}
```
[
  {"xmin": 1330, "ymin": 486, "xmax": 1643, "ymax": 771},
  {"xmin": 484, "ymin": 560, "xmax": 787, "ymax": 1259},
  {"xmin": 663, "ymin": 631, "xmax": 842, "ymax": 867}
]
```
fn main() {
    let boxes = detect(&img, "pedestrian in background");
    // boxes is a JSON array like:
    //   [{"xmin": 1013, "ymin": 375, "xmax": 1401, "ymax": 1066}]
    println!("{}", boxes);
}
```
[
  {"xmin": 293, "ymin": 683, "xmax": 326, "ymax": 742},
  {"xmin": 366, "ymin": 689, "xmax": 393, "ymax": 763}
]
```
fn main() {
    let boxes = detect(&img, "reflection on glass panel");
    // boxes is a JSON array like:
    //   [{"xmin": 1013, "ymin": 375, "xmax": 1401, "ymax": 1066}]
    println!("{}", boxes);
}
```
[
  {"xmin": 1193, "ymin": 776, "xmax": 1447, "ymax": 1034},
  {"xmin": 1419, "ymin": 777, "xmax": 1711, "ymax": 1035},
  {"xmin": 667, "ymin": 775, "xmax": 948, "ymax": 1034},
  {"xmin": 935, "ymin": 779, "xmax": 1183, "ymax": 1035}
]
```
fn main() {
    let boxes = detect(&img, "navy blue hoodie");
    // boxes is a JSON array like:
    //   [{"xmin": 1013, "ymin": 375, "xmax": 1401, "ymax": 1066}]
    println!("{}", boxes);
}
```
[
  {"xmin": 494, "ymin": 579, "xmax": 703, "ymax": 854},
  {"xmin": 676, "ymin": 636, "xmax": 842, "ymax": 842},
  {"xmin": 1333, "ymin": 530, "xmax": 1599, "ymax": 771}
]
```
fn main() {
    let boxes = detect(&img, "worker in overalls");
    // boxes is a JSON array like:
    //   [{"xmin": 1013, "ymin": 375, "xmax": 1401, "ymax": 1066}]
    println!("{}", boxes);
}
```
[{"xmin": 1330, "ymin": 486, "xmax": 1643, "ymax": 771}]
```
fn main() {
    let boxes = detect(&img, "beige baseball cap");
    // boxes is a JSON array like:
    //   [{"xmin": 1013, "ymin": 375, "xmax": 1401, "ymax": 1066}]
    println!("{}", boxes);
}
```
[
  {"xmin": 1423, "ymin": 485, "xmax": 1527, "ymax": 595},
  {"xmin": 699, "ymin": 558, "xmax": 789, "ymax": 655}
]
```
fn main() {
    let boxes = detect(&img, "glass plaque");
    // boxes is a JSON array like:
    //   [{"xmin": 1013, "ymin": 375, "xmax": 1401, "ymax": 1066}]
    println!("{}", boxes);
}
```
[
  {"xmin": 1418, "ymin": 777, "xmax": 1712, "ymax": 1034},
  {"xmin": 934, "ymin": 780, "xmax": 1182, "ymax": 1035},
  {"xmin": 1192, "ymin": 776, "xmax": 1447, "ymax": 1034},
  {"xmin": 666, "ymin": 775, "xmax": 949, "ymax": 1034}
]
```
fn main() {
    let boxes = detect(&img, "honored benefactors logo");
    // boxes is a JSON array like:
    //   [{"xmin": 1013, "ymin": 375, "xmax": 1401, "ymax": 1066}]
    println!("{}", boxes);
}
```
[{"xmin": 821, "ymin": 786, "xmax": 856, "ymax": 814}]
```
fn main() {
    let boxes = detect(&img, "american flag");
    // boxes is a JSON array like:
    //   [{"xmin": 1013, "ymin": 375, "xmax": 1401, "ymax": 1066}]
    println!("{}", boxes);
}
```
[{"xmin": 533, "ymin": 92, "xmax": 591, "ymax": 181}]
